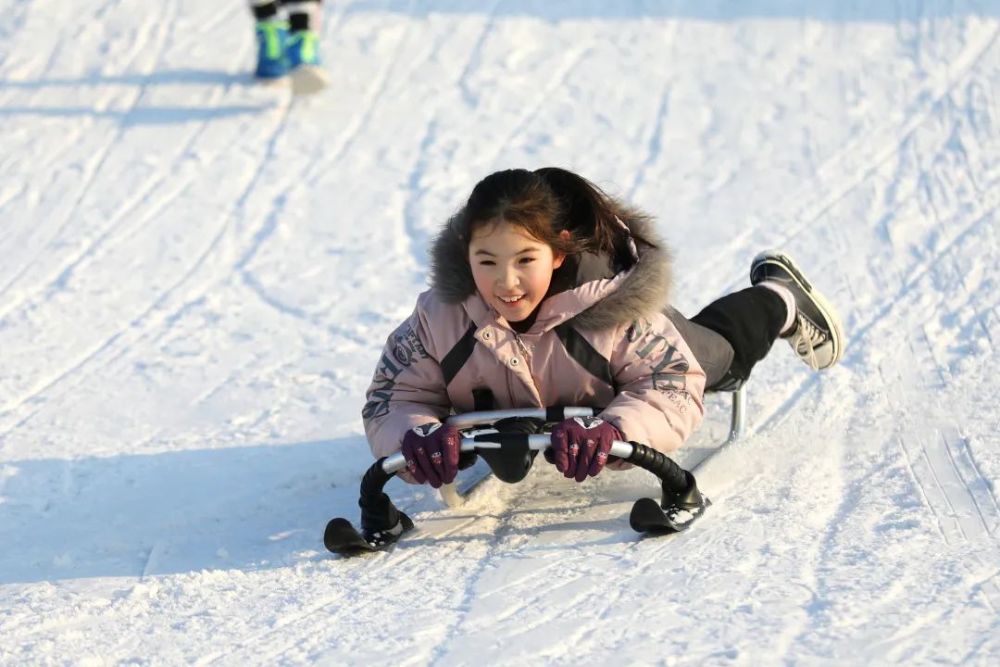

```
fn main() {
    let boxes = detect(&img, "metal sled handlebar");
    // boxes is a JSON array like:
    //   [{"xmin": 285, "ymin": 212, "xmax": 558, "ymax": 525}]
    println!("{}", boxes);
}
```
[
  {"xmin": 375, "ymin": 390, "xmax": 747, "ymax": 476},
  {"xmin": 445, "ymin": 406, "xmax": 596, "ymax": 429},
  {"xmin": 378, "ymin": 437, "xmax": 651, "ymax": 475},
  {"xmin": 446, "ymin": 389, "xmax": 746, "ymax": 446}
]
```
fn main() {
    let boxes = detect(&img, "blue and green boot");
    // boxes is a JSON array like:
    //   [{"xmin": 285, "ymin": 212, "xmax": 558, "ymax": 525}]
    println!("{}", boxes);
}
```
[
  {"xmin": 287, "ymin": 30, "xmax": 320, "ymax": 69},
  {"xmin": 254, "ymin": 19, "xmax": 289, "ymax": 80},
  {"xmin": 286, "ymin": 30, "xmax": 328, "ymax": 94}
]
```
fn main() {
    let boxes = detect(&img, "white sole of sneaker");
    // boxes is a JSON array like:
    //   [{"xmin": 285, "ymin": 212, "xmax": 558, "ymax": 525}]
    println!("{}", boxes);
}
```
[
  {"xmin": 290, "ymin": 65, "xmax": 329, "ymax": 95},
  {"xmin": 753, "ymin": 250, "xmax": 846, "ymax": 368}
]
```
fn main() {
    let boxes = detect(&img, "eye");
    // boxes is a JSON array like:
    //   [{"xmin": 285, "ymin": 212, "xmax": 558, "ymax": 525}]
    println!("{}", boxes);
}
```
[
  {"xmin": 518, "ymin": 257, "xmax": 536, "ymax": 265},
  {"xmin": 478, "ymin": 260, "xmax": 495, "ymax": 266}
]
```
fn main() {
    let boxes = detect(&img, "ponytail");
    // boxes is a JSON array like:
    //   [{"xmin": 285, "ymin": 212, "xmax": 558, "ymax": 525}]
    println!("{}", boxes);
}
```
[{"xmin": 534, "ymin": 167, "xmax": 657, "ymax": 269}]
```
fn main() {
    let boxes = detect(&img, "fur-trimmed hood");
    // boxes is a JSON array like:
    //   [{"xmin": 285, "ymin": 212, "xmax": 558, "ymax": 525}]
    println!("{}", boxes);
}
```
[{"xmin": 429, "ymin": 216, "xmax": 673, "ymax": 330}]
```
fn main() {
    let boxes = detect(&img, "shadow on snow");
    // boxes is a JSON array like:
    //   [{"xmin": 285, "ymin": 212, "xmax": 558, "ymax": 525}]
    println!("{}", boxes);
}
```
[
  {"xmin": 0, "ymin": 437, "xmax": 415, "ymax": 584},
  {"xmin": 0, "ymin": 69, "xmax": 277, "ymax": 125}
]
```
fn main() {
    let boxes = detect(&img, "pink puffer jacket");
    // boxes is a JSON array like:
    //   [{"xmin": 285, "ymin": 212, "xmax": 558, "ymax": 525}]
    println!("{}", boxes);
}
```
[{"xmin": 362, "ymin": 217, "xmax": 706, "ymax": 466}]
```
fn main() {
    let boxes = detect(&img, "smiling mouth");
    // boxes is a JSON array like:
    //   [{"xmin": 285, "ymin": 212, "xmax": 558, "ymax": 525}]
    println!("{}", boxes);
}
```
[{"xmin": 497, "ymin": 295, "xmax": 525, "ymax": 304}]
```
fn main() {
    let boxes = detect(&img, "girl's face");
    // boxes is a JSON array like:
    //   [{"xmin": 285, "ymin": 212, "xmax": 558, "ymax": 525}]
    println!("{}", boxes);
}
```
[{"xmin": 468, "ymin": 221, "xmax": 565, "ymax": 323}]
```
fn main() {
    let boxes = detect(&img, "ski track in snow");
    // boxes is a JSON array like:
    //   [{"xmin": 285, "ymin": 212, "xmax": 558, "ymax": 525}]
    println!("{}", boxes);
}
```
[
  {"xmin": 705, "ymin": 21, "xmax": 1000, "ymax": 298},
  {"xmin": 0, "ymin": 0, "xmax": 187, "ymax": 304},
  {"xmin": 774, "ymin": 21, "xmax": 1000, "ymax": 657},
  {"xmin": 0, "ymin": 96, "xmax": 291, "ymax": 438},
  {"xmin": 0, "ymin": 2, "xmax": 277, "ymax": 431},
  {"xmin": 2, "ymin": 1, "xmax": 1000, "ymax": 664}
]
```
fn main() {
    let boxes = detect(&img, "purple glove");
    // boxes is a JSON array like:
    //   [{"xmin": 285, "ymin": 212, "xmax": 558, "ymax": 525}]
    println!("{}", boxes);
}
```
[
  {"xmin": 401, "ymin": 423, "xmax": 460, "ymax": 488},
  {"xmin": 548, "ymin": 416, "xmax": 622, "ymax": 482}
]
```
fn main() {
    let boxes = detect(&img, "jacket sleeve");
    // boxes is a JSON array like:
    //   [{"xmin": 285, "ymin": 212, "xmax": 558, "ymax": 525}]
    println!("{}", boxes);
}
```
[
  {"xmin": 600, "ymin": 313, "xmax": 706, "ymax": 454},
  {"xmin": 361, "ymin": 305, "xmax": 452, "ymax": 460}
]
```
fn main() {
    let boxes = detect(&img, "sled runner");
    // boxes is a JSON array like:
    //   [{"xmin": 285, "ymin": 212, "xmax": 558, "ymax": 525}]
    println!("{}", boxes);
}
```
[{"xmin": 323, "ymin": 387, "xmax": 747, "ymax": 556}]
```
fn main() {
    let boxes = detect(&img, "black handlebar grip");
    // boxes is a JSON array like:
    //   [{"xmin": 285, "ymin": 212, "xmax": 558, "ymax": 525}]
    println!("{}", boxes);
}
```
[
  {"xmin": 623, "ymin": 442, "xmax": 690, "ymax": 493},
  {"xmin": 359, "ymin": 457, "xmax": 402, "ymax": 532}
]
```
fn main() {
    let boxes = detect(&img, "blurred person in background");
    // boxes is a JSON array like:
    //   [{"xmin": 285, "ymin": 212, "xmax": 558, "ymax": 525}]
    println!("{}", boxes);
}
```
[{"xmin": 249, "ymin": 0, "xmax": 328, "ymax": 94}]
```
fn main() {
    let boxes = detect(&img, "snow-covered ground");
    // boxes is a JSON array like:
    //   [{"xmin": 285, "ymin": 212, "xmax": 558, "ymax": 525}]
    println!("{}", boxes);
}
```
[{"xmin": 2, "ymin": 0, "xmax": 999, "ymax": 664}]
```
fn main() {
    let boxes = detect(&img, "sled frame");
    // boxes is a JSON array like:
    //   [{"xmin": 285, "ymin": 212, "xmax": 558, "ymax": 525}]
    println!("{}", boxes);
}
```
[{"xmin": 439, "ymin": 385, "xmax": 747, "ymax": 507}]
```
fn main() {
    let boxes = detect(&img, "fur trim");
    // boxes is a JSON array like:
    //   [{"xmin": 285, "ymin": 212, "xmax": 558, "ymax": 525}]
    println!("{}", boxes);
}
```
[
  {"xmin": 572, "ymin": 217, "xmax": 673, "ymax": 330},
  {"xmin": 428, "ymin": 215, "xmax": 673, "ymax": 329},
  {"xmin": 429, "ymin": 216, "xmax": 476, "ymax": 304}
]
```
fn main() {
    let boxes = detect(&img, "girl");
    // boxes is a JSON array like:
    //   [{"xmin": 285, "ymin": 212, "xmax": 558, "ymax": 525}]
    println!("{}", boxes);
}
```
[{"xmin": 362, "ymin": 168, "xmax": 844, "ymax": 487}]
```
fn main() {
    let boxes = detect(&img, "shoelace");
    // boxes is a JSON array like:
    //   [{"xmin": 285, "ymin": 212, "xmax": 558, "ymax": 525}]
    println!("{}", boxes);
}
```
[{"xmin": 793, "ymin": 314, "xmax": 828, "ymax": 370}]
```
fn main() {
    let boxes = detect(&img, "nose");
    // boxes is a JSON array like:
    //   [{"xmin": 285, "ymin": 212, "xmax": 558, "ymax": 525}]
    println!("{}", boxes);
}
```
[{"xmin": 497, "ymin": 265, "xmax": 518, "ymax": 291}]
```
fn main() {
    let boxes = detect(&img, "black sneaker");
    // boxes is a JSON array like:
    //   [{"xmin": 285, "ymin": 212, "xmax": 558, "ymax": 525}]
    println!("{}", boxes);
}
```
[{"xmin": 750, "ymin": 250, "xmax": 845, "ymax": 370}]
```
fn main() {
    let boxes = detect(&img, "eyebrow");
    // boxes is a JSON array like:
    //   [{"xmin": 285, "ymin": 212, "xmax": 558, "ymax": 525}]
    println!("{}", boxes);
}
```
[{"xmin": 473, "ymin": 248, "xmax": 540, "ymax": 256}]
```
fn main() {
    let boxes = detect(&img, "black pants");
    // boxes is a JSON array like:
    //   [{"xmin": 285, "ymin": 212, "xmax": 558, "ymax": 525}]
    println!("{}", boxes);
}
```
[
  {"xmin": 250, "ymin": 0, "xmax": 322, "ymax": 30},
  {"xmin": 667, "ymin": 286, "xmax": 787, "ymax": 391}
]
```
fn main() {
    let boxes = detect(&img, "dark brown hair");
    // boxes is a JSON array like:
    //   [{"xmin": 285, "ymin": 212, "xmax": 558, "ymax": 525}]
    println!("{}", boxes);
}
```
[{"xmin": 449, "ymin": 167, "xmax": 656, "ymax": 268}]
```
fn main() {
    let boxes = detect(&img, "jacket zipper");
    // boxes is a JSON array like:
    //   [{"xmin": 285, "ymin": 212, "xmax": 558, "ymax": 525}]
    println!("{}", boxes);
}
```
[
  {"xmin": 513, "ymin": 334, "xmax": 540, "ymax": 396},
  {"xmin": 514, "ymin": 334, "xmax": 531, "ymax": 363}
]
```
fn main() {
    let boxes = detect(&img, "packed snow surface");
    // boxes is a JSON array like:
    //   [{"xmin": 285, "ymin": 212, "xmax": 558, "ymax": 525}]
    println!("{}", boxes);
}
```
[{"xmin": 2, "ymin": 1, "xmax": 999, "ymax": 664}]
